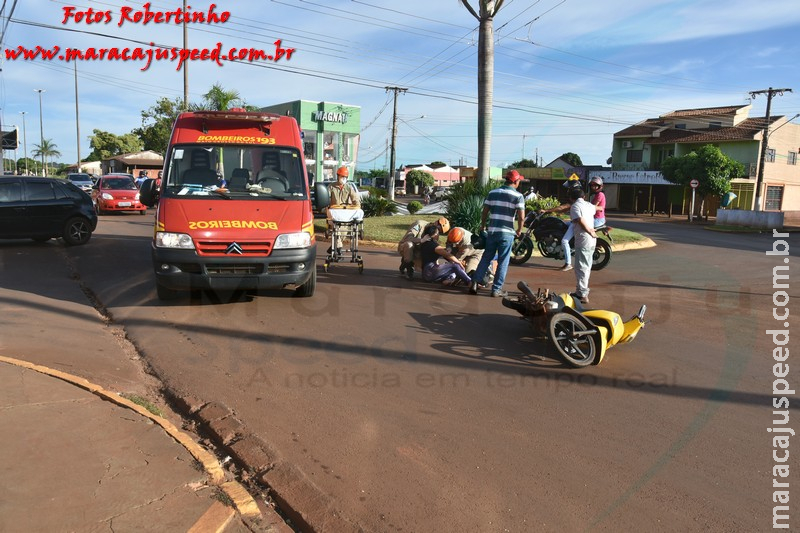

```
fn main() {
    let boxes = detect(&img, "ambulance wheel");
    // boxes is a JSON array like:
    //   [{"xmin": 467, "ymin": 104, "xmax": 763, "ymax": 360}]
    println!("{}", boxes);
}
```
[
  {"xmin": 295, "ymin": 266, "xmax": 316, "ymax": 297},
  {"xmin": 548, "ymin": 312, "xmax": 596, "ymax": 368}
]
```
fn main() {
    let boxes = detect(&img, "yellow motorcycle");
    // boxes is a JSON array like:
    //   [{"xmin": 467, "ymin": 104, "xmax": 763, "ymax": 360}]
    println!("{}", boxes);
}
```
[{"xmin": 502, "ymin": 281, "xmax": 647, "ymax": 368}]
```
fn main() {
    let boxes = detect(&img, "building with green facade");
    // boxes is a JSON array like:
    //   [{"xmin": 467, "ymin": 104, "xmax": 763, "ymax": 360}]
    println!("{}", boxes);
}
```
[{"xmin": 260, "ymin": 100, "xmax": 361, "ymax": 184}]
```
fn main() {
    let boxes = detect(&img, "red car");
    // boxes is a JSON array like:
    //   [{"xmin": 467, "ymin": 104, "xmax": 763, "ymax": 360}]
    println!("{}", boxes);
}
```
[{"xmin": 92, "ymin": 174, "xmax": 147, "ymax": 215}]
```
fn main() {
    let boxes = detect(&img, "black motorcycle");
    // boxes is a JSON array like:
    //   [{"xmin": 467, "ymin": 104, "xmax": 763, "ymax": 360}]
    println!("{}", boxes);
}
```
[{"xmin": 509, "ymin": 212, "xmax": 612, "ymax": 270}]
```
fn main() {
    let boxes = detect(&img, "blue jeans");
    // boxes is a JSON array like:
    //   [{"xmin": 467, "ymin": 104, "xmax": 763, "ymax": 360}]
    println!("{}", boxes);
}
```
[{"xmin": 472, "ymin": 231, "xmax": 514, "ymax": 293}]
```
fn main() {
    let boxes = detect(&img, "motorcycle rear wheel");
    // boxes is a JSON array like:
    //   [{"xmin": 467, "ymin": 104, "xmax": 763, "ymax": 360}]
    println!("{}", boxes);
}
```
[
  {"xmin": 549, "ymin": 312, "xmax": 597, "ymax": 367},
  {"xmin": 509, "ymin": 236, "xmax": 534, "ymax": 265},
  {"xmin": 591, "ymin": 239, "xmax": 612, "ymax": 271}
]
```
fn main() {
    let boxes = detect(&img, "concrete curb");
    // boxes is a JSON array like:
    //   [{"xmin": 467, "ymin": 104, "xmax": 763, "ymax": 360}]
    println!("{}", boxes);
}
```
[{"xmin": 0, "ymin": 355, "xmax": 262, "ymax": 521}]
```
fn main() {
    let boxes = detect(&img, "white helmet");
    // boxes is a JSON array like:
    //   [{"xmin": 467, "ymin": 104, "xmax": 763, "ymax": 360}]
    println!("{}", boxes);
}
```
[{"xmin": 590, "ymin": 177, "xmax": 603, "ymax": 187}]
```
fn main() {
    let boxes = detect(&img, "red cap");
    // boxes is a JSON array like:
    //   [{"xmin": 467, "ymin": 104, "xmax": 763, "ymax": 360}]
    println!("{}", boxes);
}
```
[{"xmin": 506, "ymin": 170, "xmax": 525, "ymax": 184}]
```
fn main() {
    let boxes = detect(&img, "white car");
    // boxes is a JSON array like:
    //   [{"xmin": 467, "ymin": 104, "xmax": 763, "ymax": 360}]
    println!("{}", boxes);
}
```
[{"xmin": 66, "ymin": 173, "xmax": 94, "ymax": 193}]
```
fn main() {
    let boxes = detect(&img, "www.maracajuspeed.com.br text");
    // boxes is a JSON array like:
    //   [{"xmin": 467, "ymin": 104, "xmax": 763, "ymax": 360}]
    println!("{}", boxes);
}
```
[{"xmin": 4, "ymin": 40, "xmax": 296, "ymax": 71}]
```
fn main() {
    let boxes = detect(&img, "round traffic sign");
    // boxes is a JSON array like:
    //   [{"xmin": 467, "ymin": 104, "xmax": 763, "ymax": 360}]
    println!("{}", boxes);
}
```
[{"xmin": 690, "ymin": 179, "xmax": 699, "ymax": 189}]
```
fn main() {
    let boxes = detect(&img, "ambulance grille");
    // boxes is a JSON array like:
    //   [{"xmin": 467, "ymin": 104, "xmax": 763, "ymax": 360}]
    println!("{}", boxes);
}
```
[
  {"xmin": 206, "ymin": 264, "xmax": 264, "ymax": 275},
  {"xmin": 195, "ymin": 240, "xmax": 273, "ymax": 255}
]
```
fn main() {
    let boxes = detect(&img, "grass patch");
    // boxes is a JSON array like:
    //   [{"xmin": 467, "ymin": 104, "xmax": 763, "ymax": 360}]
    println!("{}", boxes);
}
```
[
  {"xmin": 120, "ymin": 393, "xmax": 164, "ymax": 417},
  {"xmin": 603, "ymin": 227, "xmax": 645, "ymax": 244},
  {"xmin": 314, "ymin": 214, "xmax": 647, "ymax": 245},
  {"xmin": 314, "ymin": 214, "xmax": 440, "ymax": 244}
]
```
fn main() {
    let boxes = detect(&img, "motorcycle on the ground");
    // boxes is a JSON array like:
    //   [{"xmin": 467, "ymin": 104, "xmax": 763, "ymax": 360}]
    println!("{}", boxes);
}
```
[
  {"xmin": 502, "ymin": 281, "xmax": 647, "ymax": 368},
  {"xmin": 509, "ymin": 212, "xmax": 612, "ymax": 270}
]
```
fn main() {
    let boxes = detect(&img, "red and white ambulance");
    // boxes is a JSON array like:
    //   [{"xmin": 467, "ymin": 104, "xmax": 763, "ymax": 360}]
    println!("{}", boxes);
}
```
[{"xmin": 140, "ymin": 110, "xmax": 317, "ymax": 300}]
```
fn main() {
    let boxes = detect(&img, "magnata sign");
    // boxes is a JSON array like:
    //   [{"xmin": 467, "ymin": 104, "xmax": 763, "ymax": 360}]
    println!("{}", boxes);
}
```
[{"xmin": 313, "ymin": 111, "xmax": 349, "ymax": 124}]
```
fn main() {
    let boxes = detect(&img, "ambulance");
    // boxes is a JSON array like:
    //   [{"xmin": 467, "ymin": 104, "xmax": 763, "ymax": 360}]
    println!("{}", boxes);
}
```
[{"xmin": 139, "ymin": 109, "xmax": 317, "ymax": 300}]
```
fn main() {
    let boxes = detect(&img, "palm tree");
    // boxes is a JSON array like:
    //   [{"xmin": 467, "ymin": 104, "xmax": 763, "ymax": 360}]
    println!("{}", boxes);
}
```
[
  {"xmin": 200, "ymin": 83, "xmax": 242, "ymax": 111},
  {"xmin": 460, "ymin": 0, "xmax": 506, "ymax": 186},
  {"xmin": 32, "ymin": 139, "xmax": 61, "ymax": 176}
]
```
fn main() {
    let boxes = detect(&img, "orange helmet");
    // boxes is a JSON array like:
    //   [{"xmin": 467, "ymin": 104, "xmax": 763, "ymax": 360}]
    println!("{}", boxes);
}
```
[
  {"xmin": 436, "ymin": 216, "xmax": 450, "ymax": 234},
  {"xmin": 336, "ymin": 166, "xmax": 349, "ymax": 177},
  {"xmin": 447, "ymin": 227, "xmax": 464, "ymax": 244}
]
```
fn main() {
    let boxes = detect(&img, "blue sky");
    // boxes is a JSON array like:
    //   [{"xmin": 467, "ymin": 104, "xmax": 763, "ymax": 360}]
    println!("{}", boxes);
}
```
[{"xmin": 1, "ymin": 0, "xmax": 799, "ymax": 170}]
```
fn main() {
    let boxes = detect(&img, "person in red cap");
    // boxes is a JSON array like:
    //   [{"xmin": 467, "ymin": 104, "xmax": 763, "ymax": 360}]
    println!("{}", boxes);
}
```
[{"xmin": 468, "ymin": 170, "xmax": 526, "ymax": 298}]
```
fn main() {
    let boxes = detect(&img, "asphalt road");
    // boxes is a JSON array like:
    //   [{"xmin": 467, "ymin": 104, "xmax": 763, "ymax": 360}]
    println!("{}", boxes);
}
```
[{"xmin": 2, "ymin": 213, "xmax": 797, "ymax": 531}]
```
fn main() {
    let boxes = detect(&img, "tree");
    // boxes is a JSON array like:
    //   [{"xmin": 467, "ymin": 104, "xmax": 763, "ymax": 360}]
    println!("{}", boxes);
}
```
[
  {"xmin": 460, "ymin": 0, "xmax": 507, "ymax": 186},
  {"xmin": 198, "ymin": 83, "xmax": 242, "ymax": 111},
  {"xmin": 31, "ymin": 139, "xmax": 61, "ymax": 176},
  {"xmin": 430, "ymin": 161, "xmax": 447, "ymax": 168},
  {"xmin": 16, "ymin": 157, "xmax": 40, "ymax": 175},
  {"xmin": 660, "ymin": 144, "xmax": 744, "ymax": 215},
  {"xmin": 406, "ymin": 169, "xmax": 435, "ymax": 189},
  {"xmin": 133, "ymin": 96, "xmax": 183, "ymax": 155},
  {"xmin": 86, "ymin": 129, "xmax": 143, "ymax": 161},
  {"xmin": 559, "ymin": 152, "xmax": 583, "ymax": 167},
  {"xmin": 507, "ymin": 158, "xmax": 538, "ymax": 169}
]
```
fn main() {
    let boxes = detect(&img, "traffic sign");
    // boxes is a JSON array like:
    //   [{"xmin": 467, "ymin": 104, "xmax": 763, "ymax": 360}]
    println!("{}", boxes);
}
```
[{"xmin": 690, "ymin": 179, "xmax": 699, "ymax": 189}]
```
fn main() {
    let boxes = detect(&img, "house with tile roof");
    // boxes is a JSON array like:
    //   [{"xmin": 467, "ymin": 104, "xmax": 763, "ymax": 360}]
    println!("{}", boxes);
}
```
[{"xmin": 605, "ymin": 104, "xmax": 799, "ymax": 214}]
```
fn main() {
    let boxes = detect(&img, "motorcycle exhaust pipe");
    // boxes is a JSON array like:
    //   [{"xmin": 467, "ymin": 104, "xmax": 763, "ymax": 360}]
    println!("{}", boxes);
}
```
[{"xmin": 517, "ymin": 281, "xmax": 536, "ymax": 300}]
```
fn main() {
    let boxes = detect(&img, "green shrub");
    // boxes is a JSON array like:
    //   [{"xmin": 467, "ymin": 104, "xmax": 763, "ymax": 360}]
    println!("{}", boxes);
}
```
[
  {"xmin": 407, "ymin": 200, "xmax": 423, "ymax": 214},
  {"xmin": 446, "ymin": 194, "xmax": 485, "ymax": 234},
  {"xmin": 527, "ymin": 196, "xmax": 562, "ymax": 212},
  {"xmin": 362, "ymin": 195, "xmax": 399, "ymax": 217},
  {"xmin": 444, "ymin": 179, "xmax": 502, "ymax": 234}
]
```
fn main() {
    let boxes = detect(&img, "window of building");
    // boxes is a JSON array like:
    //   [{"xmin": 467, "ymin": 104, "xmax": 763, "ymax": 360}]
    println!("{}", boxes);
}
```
[
  {"xmin": 766, "ymin": 148, "xmax": 776, "ymax": 163},
  {"xmin": 788, "ymin": 151, "xmax": 797, "ymax": 166},
  {"xmin": 709, "ymin": 121, "xmax": 722, "ymax": 130},
  {"xmin": 675, "ymin": 124, "xmax": 686, "ymax": 129},
  {"xmin": 765, "ymin": 185, "xmax": 783, "ymax": 211},
  {"xmin": 626, "ymin": 149, "xmax": 643, "ymax": 163}
]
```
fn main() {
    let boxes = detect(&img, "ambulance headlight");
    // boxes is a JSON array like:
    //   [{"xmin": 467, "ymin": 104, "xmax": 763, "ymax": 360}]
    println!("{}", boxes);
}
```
[
  {"xmin": 155, "ymin": 232, "xmax": 195, "ymax": 249},
  {"xmin": 274, "ymin": 232, "xmax": 311, "ymax": 249}
]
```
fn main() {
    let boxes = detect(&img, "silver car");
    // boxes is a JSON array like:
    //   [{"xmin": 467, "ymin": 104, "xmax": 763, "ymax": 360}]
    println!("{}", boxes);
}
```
[{"xmin": 66, "ymin": 173, "xmax": 94, "ymax": 193}]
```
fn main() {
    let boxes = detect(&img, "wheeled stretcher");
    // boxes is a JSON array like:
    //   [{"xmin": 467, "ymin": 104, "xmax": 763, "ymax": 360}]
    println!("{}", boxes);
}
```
[{"xmin": 325, "ymin": 207, "xmax": 365, "ymax": 273}]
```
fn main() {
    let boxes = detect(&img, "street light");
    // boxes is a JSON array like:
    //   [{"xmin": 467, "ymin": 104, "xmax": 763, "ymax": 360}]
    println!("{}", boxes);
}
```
[
  {"xmin": 34, "ymin": 89, "xmax": 45, "ymax": 175},
  {"xmin": 19, "ymin": 111, "xmax": 27, "ymax": 175}
]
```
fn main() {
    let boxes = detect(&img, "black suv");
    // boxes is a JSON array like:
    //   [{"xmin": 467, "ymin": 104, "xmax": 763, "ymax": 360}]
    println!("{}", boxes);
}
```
[{"xmin": 0, "ymin": 176, "xmax": 98, "ymax": 245}]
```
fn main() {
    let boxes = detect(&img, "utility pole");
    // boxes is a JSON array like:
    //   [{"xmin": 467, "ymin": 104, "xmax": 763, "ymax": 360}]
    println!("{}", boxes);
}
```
[
  {"xmin": 750, "ymin": 87, "xmax": 792, "ymax": 211},
  {"xmin": 386, "ymin": 86, "xmax": 406, "ymax": 201},
  {"xmin": 182, "ymin": 0, "xmax": 189, "ymax": 110},
  {"xmin": 34, "ymin": 89, "xmax": 45, "ymax": 175},
  {"xmin": 74, "ymin": 63, "xmax": 81, "ymax": 172},
  {"xmin": 19, "ymin": 111, "xmax": 27, "ymax": 175}
]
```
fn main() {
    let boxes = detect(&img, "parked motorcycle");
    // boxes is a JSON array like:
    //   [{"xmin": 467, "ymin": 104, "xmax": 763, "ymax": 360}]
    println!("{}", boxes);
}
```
[
  {"xmin": 509, "ymin": 212, "xmax": 612, "ymax": 270},
  {"xmin": 502, "ymin": 281, "xmax": 647, "ymax": 367}
]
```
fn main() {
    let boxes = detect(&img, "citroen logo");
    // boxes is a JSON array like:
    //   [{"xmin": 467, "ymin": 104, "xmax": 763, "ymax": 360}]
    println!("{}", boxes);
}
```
[{"xmin": 225, "ymin": 242, "xmax": 243, "ymax": 255}]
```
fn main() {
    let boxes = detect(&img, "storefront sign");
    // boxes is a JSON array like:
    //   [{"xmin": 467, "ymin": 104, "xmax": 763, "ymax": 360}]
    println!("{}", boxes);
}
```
[
  {"xmin": 594, "ymin": 170, "xmax": 672, "ymax": 185},
  {"xmin": 314, "ymin": 111, "xmax": 349, "ymax": 124}
]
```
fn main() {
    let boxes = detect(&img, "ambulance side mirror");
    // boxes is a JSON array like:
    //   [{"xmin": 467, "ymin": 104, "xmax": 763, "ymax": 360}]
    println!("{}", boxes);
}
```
[{"xmin": 140, "ymin": 178, "xmax": 158, "ymax": 207}]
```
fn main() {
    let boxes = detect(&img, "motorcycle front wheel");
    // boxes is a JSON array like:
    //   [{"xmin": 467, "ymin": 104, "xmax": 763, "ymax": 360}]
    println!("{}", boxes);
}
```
[
  {"xmin": 549, "ymin": 312, "xmax": 597, "ymax": 367},
  {"xmin": 591, "ymin": 239, "xmax": 612, "ymax": 271},
  {"xmin": 509, "ymin": 236, "xmax": 534, "ymax": 265}
]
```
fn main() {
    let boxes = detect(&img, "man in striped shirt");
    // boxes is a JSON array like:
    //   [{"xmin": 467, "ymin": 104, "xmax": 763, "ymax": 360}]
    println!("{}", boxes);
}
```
[{"xmin": 469, "ymin": 170, "xmax": 526, "ymax": 297}]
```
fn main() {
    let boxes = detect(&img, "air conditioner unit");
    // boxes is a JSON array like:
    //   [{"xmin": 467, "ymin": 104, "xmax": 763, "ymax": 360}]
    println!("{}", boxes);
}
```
[{"xmin": 622, "ymin": 141, "xmax": 634, "ymax": 149}]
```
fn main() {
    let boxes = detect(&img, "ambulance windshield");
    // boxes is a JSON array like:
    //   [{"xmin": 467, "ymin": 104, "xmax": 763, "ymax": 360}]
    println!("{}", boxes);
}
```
[{"xmin": 163, "ymin": 145, "xmax": 307, "ymax": 199}]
